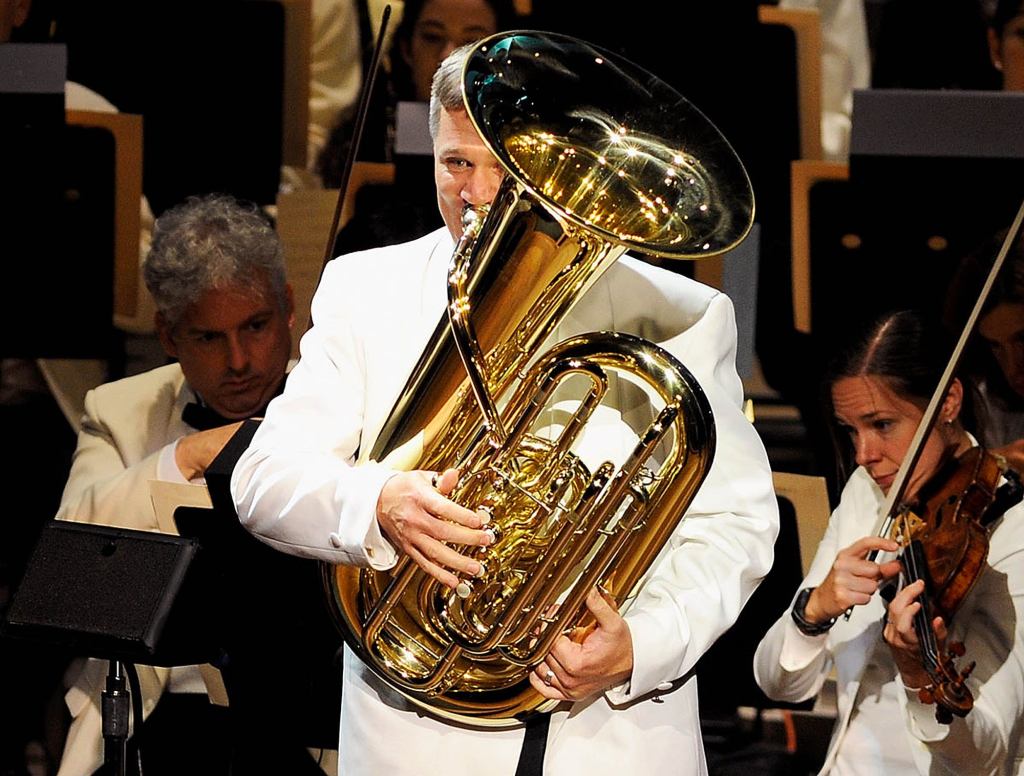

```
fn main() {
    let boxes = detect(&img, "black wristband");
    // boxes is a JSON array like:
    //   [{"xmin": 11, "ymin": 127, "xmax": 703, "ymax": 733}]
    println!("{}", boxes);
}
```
[{"xmin": 791, "ymin": 586, "xmax": 836, "ymax": 636}]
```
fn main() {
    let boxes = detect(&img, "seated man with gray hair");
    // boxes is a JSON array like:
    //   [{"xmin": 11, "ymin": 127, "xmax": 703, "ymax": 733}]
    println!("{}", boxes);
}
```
[{"xmin": 55, "ymin": 193, "xmax": 316, "ymax": 776}]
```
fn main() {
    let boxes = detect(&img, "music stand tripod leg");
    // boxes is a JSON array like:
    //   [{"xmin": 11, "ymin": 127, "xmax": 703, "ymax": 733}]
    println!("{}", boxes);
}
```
[{"xmin": 102, "ymin": 660, "xmax": 130, "ymax": 776}]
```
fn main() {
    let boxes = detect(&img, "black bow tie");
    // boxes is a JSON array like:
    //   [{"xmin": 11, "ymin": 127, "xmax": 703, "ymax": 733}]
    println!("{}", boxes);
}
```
[
  {"xmin": 181, "ymin": 379, "xmax": 286, "ymax": 431},
  {"xmin": 181, "ymin": 401, "xmax": 236, "ymax": 431}
]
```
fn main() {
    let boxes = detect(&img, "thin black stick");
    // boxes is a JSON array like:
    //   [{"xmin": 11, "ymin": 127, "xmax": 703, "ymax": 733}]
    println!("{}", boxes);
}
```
[{"xmin": 314, "ymin": 4, "xmax": 393, "ymax": 294}]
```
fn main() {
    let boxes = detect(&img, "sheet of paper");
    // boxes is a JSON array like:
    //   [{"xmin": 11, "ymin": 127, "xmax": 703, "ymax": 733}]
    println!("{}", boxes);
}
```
[
  {"xmin": 149, "ymin": 480, "xmax": 212, "ymax": 534},
  {"xmin": 199, "ymin": 663, "xmax": 230, "ymax": 707}
]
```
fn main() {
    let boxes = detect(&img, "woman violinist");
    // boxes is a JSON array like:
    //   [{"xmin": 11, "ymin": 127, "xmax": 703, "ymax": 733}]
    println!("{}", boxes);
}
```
[{"xmin": 754, "ymin": 309, "xmax": 1024, "ymax": 774}]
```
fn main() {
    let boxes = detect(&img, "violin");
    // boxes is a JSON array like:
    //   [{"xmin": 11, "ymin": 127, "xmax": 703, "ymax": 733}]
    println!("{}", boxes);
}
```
[
  {"xmin": 891, "ymin": 446, "xmax": 1012, "ymax": 723},
  {"xmin": 864, "ymin": 200, "xmax": 1024, "ymax": 724}
]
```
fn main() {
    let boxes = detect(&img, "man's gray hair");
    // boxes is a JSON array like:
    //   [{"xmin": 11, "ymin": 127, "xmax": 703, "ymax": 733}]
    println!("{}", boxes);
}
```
[
  {"xmin": 429, "ymin": 43, "xmax": 476, "ymax": 139},
  {"xmin": 144, "ymin": 194, "xmax": 287, "ymax": 329}
]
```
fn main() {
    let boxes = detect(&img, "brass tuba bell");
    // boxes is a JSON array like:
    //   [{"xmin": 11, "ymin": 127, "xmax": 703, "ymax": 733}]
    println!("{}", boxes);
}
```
[{"xmin": 325, "ymin": 31, "xmax": 754, "ymax": 726}]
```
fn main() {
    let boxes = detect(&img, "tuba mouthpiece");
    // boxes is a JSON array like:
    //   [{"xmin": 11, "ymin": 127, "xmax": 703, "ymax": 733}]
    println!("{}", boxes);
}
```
[{"xmin": 461, "ymin": 204, "xmax": 489, "ymax": 230}]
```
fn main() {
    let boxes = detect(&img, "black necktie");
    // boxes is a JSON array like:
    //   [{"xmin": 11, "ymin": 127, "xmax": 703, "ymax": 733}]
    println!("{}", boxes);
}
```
[{"xmin": 514, "ymin": 712, "xmax": 550, "ymax": 776}]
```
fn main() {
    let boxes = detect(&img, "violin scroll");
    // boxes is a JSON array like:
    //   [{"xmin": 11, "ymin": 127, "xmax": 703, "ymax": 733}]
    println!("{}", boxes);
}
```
[{"xmin": 917, "ymin": 642, "xmax": 975, "ymax": 724}]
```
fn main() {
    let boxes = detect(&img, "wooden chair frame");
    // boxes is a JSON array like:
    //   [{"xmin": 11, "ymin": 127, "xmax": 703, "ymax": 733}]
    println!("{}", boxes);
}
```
[
  {"xmin": 772, "ymin": 470, "xmax": 831, "ymax": 577},
  {"xmin": 65, "ymin": 110, "xmax": 143, "ymax": 325},
  {"xmin": 790, "ymin": 159, "xmax": 848, "ymax": 334},
  {"xmin": 758, "ymin": 4, "xmax": 823, "ymax": 162}
]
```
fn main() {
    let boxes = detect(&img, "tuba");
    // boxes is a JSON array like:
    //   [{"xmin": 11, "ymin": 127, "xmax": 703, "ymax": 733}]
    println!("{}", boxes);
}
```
[{"xmin": 325, "ymin": 31, "xmax": 754, "ymax": 726}]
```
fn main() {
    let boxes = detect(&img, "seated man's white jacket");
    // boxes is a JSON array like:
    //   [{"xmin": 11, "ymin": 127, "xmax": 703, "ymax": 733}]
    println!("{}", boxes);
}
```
[
  {"xmin": 55, "ymin": 363, "xmax": 202, "ymax": 776},
  {"xmin": 231, "ymin": 228, "xmax": 779, "ymax": 775}
]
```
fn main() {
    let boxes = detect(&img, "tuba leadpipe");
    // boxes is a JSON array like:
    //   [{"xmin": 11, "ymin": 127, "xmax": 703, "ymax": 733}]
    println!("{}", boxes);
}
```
[{"xmin": 325, "ymin": 30, "xmax": 754, "ymax": 726}]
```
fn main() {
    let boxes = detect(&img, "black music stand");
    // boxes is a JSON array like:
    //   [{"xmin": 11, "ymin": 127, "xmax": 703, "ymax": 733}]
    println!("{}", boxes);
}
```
[
  {"xmin": 2, "ymin": 521, "xmax": 217, "ymax": 666},
  {"xmin": 2, "ymin": 420, "xmax": 342, "ymax": 774},
  {"xmin": 1, "ymin": 520, "xmax": 221, "ymax": 775}
]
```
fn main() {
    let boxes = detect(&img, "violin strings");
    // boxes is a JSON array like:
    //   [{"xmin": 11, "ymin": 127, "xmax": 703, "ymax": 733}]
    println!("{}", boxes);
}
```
[{"xmin": 903, "ymin": 542, "xmax": 942, "ymax": 675}]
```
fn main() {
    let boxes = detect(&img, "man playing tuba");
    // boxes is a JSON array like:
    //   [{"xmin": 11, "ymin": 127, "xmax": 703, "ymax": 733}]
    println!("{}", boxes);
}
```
[{"xmin": 231, "ymin": 36, "xmax": 778, "ymax": 776}]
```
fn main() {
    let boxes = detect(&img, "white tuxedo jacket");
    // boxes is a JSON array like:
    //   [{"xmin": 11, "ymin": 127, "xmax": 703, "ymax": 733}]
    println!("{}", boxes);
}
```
[
  {"xmin": 58, "ymin": 362, "xmax": 193, "ymax": 531},
  {"xmin": 232, "ymin": 228, "xmax": 779, "ymax": 775},
  {"xmin": 55, "ymin": 363, "xmax": 198, "ymax": 776}
]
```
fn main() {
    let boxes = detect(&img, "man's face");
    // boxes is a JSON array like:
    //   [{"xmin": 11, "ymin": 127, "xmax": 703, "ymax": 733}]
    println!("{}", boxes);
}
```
[
  {"xmin": 158, "ymin": 280, "xmax": 293, "ymax": 419},
  {"xmin": 433, "ymin": 107, "xmax": 505, "ymax": 241}
]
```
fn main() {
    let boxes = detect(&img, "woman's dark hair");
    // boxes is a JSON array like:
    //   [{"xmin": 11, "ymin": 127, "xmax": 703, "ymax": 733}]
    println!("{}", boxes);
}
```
[
  {"xmin": 821, "ymin": 309, "xmax": 961, "ymax": 481},
  {"xmin": 826, "ymin": 310, "xmax": 952, "ymax": 405}
]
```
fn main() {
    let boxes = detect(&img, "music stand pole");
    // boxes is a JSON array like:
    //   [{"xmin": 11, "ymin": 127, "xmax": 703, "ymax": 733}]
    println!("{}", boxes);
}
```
[{"xmin": 102, "ymin": 660, "xmax": 130, "ymax": 776}]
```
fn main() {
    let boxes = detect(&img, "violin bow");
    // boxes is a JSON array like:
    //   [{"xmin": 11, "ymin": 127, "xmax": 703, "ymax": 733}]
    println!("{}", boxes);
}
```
[
  {"xmin": 869, "ymin": 197, "xmax": 1024, "ymax": 553},
  {"xmin": 308, "ymin": 3, "xmax": 393, "ymax": 332}
]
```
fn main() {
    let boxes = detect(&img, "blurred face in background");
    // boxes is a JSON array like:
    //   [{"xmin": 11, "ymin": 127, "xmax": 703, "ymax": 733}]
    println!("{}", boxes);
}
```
[
  {"xmin": 401, "ymin": 0, "xmax": 498, "ymax": 101},
  {"xmin": 0, "ymin": 0, "xmax": 31, "ymax": 42},
  {"xmin": 979, "ymin": 301, "xmax": 1024, "ymax": 399},
  {"xmin": 990, "ymin": 4, "xmax": 1024, "ymax": 90}
]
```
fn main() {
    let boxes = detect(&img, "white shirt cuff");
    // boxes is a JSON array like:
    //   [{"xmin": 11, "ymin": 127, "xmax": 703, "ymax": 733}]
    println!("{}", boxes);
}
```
[
  {"xmin": 157, "ymin": 441, "xmax": 190, "ymax": 484},
  {"xmin": 779, "ymin": 618, "xmax": 830, "ymax": 671},
  {"xmin": 361, "ymin": 510, "xmax": 398, "ymax": 569},
  {"xmin": 902, "ymin": 682, "xmax": 950, "ymax": 742}
]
